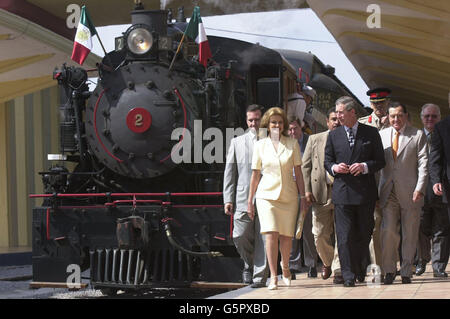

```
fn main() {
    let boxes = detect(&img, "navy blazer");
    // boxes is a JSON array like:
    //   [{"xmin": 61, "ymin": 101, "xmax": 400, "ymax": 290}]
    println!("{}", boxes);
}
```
[
  {"xmin": 324, "ymin": 123, "xmax": 385, "ymax": 205},
  {"xmin": 429, "ymin": 116, "xmax": 450, "ymax": 203}
]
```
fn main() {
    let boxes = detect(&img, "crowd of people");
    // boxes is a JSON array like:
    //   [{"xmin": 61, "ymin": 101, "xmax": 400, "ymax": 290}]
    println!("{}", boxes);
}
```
[{"xmin": 223, "ymin": 85, "xmax": 450, "ymax": 289}]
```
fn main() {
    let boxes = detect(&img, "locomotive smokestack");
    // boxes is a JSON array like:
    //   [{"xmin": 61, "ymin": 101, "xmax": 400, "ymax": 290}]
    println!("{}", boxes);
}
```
[{"xmin": 131, "ymin": 8, "xmax": 168, "ymax": 36}]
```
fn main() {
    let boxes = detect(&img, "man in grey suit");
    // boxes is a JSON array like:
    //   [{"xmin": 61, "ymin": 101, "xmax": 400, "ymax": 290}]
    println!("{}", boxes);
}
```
[
  {"xmin": 223, "ymin": 104, "xmax": 268, "ymax": 288},
  {"xmin": 416, "ymin": 103, "xmax": 449, "ymax": 277},
  {"xmin": 378, "ymin": 102, "xmax": 428, "ymax": 284},
  {"xmin": 302, "ymin": 108, "xmax": 341, "ymax": 282}
]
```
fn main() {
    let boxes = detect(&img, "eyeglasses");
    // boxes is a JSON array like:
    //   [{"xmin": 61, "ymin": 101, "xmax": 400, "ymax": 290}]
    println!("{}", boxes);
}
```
[{"xmin": 423, "ymin": 114, "xmax": 438, "ymax": 119}]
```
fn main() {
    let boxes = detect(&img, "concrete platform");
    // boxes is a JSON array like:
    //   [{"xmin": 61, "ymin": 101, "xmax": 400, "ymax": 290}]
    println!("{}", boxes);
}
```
[
  {"xmin": 210, "ymin": 263, "xmax": 450, "ymax": 299},
  {"xmin": 0, "ymin": 247, "xmax": 31, "ymax": 266}
]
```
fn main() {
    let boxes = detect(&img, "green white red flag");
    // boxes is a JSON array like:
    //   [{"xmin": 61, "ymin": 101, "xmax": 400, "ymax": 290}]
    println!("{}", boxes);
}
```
[
  {"xmin": 184, "ymin": 6, "xmax": 212, "ymax": 67},
  {"xmin": 71, "ymin": 6, "xmax": 97, "ymax": 65}
]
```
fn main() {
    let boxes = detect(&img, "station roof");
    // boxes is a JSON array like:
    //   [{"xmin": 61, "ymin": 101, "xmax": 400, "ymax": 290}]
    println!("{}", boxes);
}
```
[
  {"xmin": 1, "ymin": 0, "xmax": 449, "ymax": 121},
  {"xmin": 307, "ymin": 0, "xmax": 450, "ymax": 119}
]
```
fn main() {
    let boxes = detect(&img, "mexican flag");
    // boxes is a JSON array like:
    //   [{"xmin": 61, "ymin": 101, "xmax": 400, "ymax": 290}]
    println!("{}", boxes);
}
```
[
  {"xmin": 71, "ymin": 6, "xmax": 97, "ymax": 65},
  {"xmin": 184, "ymin": 6, "xmax": 212, "ymax": 67}
]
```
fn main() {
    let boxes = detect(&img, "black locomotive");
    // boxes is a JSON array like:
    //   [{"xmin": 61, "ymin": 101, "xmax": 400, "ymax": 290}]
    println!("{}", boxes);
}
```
[{"xmin": 31, "ymin": 3, "xmax": 364, "ymax": 293}]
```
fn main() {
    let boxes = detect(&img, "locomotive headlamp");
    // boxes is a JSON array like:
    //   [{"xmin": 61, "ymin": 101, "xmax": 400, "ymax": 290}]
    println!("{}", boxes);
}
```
[{"xmin": 126, "ymin": 25, "xmax": 153, "ymax": 56}]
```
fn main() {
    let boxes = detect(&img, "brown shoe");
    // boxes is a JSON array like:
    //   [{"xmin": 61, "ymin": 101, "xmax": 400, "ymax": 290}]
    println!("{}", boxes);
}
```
[{"xmin": 322, "ymin": 266, "xmax": 332, "ymax": 280}]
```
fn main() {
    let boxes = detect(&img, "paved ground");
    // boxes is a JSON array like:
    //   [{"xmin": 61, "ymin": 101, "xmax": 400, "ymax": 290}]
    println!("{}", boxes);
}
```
[
  {"xmin": 210, "ymin": 263, "xmax": 450, "ymax": 299},
  {"xmin": 3, "ymin": 263, "xmax": 450, "ymax": 299}
]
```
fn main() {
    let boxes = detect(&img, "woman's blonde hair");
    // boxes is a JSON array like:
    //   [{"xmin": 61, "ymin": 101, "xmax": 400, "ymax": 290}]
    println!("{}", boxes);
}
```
[{"xmin": 259, "ymin": 107, "xmax": 289, "ymax": 138}]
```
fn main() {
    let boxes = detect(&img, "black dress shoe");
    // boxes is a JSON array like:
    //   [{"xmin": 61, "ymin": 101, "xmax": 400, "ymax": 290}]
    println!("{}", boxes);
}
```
[
  {"xmin": 333, "ymin": 275, "xmax": 344, "ymax": 284},
  {"xmin": 384, "ymin": 273, "xmax": 395, "ymax": 285},
  {"xmin": 250, "ymin": 281, "xmax": 266, "ymax": 288},
  {"xmin": 415, "ymin": 263, "xmax": 426, "ymax": 276},
  {"xmin": 289, "ymin": 269, "xmax": 297, "ymax": 280},
  {"xmin": 242, "ymin": 270, "xmax": 252, "ymax": 284},
  {"xmin": 433, "ymin": 271, "xmax": 448, "ymax": 278},
  {"xmin": 356, "ymin": 273, "xmax": 366, "ymax": 283},
  {"xmin": 308, "ymin": 267, "xmax": 317, "ymax": 278},
  {"xmin": 401, "ymin": 276, "xmax": 411, "ymax": 284},
  {"xmin": 344, "ymin": 279, "xmax": 355, "ymax": 287}
]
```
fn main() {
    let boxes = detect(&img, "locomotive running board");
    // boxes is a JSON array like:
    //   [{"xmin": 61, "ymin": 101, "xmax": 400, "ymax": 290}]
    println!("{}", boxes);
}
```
[{"xmin": 29, "ymin": 281, "xmax": 88, "ymax": 290}]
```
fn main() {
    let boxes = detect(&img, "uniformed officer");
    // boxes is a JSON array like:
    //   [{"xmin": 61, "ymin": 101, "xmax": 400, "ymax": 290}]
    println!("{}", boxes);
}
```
[
  {"xmin": 358, "ymin": 87, "xmax": 392, "ymax": 280},
  {"xmin": 359, "ymin": 88, "xmax": 391, "ymax": 130}
]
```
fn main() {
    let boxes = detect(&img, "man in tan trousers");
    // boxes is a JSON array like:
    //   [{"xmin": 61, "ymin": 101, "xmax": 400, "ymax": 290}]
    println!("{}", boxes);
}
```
[
  {"xmin": 359, "ymin": 87, "xmax": 391, "ymax": 276},
  {"xmin": 302, "ymin": 108, "xmax": 342, "ymax": 282},
  {"xmin": 378, "ymin": 102, "xmax": 428, "ymax": 284}
]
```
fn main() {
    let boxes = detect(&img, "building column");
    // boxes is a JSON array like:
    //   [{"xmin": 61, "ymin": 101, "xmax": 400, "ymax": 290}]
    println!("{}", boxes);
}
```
[{"xmin": 0, "ymin": 102, "xmax": 10, "ymax": 247}]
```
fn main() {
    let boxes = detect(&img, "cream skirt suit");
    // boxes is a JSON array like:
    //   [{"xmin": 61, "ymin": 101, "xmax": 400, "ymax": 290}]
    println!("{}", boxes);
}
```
[{"xmin": 252, "ymin": 135, "xmax": 302, "ymax": 237}]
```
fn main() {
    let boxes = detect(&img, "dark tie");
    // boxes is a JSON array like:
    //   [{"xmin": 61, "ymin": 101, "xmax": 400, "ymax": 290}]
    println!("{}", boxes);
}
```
[
  {"xmin": 426, "ymin": 132, "xmax": 431, "ymax": 154},
  {"xmin": 347, "ymin": 127, "xmax": 355, "ymax": 149}
]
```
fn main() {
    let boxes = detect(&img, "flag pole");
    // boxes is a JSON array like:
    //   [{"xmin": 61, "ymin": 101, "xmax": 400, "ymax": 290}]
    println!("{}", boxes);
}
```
[
  {"xmin": 95, "ymin": 33, "xmax": 114, "ymax": 68},
  {"xmin": 168, "ymin": 32, "xmax": 186, "ymax": 72}
]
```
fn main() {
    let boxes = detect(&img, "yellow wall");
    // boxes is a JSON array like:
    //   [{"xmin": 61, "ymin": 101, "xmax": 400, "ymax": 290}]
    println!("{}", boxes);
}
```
[
  {"xmin": 0, "ymin": 85, "xmax": 60, "ymax": 248},
  {"xmin": 0, "ymin": 102, "xmax": 10, "ymax": 247}
]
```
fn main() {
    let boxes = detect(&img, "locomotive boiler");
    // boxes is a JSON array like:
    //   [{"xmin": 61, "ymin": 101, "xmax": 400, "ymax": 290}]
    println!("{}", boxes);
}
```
[{"xmin": 30, "ymin": 3, "xmax": 364, "ymax": 294}]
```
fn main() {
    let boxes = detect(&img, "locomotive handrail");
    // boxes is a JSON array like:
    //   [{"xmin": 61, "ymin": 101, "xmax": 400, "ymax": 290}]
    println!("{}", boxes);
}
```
[{"xmin": 29, "ymin": 192, "xmax": 223, "ymax": 198}]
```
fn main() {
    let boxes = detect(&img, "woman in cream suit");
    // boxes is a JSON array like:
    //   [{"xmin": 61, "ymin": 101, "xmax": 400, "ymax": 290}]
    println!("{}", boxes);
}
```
[{"xmin": 247, "ymin": 107, "xmax": 307, "ymax": 290}]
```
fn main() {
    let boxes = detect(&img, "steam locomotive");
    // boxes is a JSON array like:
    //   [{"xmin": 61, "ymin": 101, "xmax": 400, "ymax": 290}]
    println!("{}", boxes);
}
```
[{"xmin": 30, "ymin": 3, "xmax": 364, "ymax": 294}]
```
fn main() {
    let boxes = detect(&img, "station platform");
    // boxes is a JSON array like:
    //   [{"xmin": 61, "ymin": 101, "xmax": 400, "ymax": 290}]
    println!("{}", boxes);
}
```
[
  {"xmin": 210, "ymin": 263, "xmax": 450, "ymax": 299},
  {"xmin": 0, "ymin": 247, "xmax": 32, "ymax": 267}
]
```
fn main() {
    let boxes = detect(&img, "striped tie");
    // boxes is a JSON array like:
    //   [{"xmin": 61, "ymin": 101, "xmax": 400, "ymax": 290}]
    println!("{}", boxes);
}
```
[{"xmin": 347, "ymin": 127, "xmax": 355, "ymax": 149}]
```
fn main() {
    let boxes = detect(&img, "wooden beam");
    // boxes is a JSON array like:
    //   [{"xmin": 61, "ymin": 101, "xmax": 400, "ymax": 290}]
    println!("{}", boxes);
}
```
[
  {"xmin": 30, "ymin": 281, "xmax": 88, "ymax": 290},
  {"xmin": 0, "ymin": 54, "xmax": 54, "ymax": 74},
  {"xmin": 360, "ymin": 66, "xmax": 449, "ymax": 91},
  {"xmin": 0, "ymin": 75, "xmax": 54, "ymax": 104},
  {"xmin": 379, "ymin": 0, "xmax": 450, "ymax": 21},
  {"xmin": 339, "ymin": 32, "xmax": 450, "ymax": 64},
  {"xmin": 349, "ymin": 50, "xmax": 450, "ymax": 81},
  {"xmin": 323, "ymin": 8, "xmax": 450, "ymax": 41}
]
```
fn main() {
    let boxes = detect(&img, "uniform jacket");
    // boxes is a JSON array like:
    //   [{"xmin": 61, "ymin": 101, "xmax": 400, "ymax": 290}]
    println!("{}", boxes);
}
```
[
  {"xmin": 252, "ymin": 135, "xmax": 302, "ymax": 201},
  {"xmin": 359, "ymin": 112, "xmax": 389, "ymax": 130},
  {"xmin": 324, "ymin": 123, "xmax": 385, "ymax": 205},
  {"xmin": 378, "ymin": 126, "xmax": 428, "ymax": 209}
]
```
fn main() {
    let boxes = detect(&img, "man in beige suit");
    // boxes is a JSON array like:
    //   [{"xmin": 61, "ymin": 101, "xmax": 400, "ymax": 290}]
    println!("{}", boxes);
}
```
[
  {"xmin": 302, "ymin": 108, "xmax": 342, "ymax": 282},
  {"xmin": 378, "ymin": 102, "xmax": 428, "ymax": 284}
]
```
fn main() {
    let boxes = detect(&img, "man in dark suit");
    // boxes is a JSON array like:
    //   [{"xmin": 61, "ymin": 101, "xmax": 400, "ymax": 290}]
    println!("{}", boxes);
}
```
[
  {"xmin": 416, "ymin": 103, "xmax": 449, "ymax": 278},
  {"xmin": 287, "ymin": 116, "xmax": 318, "ymax": 278},
  {"xmin": 324, "ymin": 96, "xmax": 386, "ymax": 287},
  {"xmin": 429, "ymin": 101, "xmax": 450, "ymax": 272}
]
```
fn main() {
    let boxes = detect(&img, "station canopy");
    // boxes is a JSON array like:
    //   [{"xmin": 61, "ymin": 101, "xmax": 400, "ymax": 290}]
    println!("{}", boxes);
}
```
[{"xmin": 0, "ymin": 0, "xmax": 449, "ymax": 119}]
